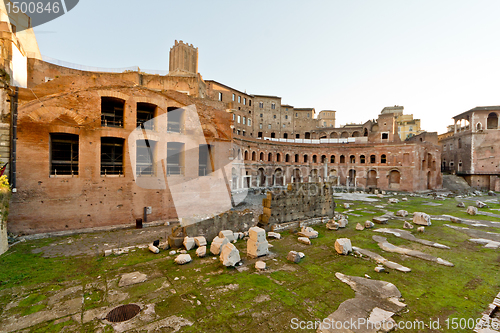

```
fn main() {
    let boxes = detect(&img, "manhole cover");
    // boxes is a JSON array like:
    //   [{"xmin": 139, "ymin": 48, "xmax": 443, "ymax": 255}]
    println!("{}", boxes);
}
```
[{"xmin": 105, "ymin": 304, "xmax": 141, "ymax": 322}]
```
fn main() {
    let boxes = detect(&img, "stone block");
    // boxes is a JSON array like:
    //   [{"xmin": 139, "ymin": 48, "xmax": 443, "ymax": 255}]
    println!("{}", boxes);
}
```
[
  {"xmin": 194, "ymin": 236, "xmax": 207, "ymax": 247},
  {"xmin": 267, "ymin": 232, "xmax": 281, "ymax": 239},
  {"xmin": 196, "ymin": 246, "xmax": 206, "ymax": 257},
  {"xmin": 413, "ymin": 212, "xmax": 431, "ymax": 226},
  {"xmin": 335, "ymin": 238, "xmax": 352, "ymax": 255},
  {"xmin": 255, "ymin": 261, "xmax": 266, "ymax": 270},
  {"xmin": 247, "ymin": 239, "xmax": 268, "ymax": 258},
  {"xmin": 219, "ymin": 230, "xmax": 236, "ymax": 242},
  {"xmin": 396, "ymin": 210, "xmax": 408, "ymax": 217},
  {"xmin": 298, "ymin": 237, "xmax": 311, "ymax": 245},
  {"xmin": 355, "ymin": 223, "xmax": 364, "ymax": 231},
  {"xmin": 365, "ymin": 221, "xmax": 375, "ymax": 229},
  {"xmin": 467, "ymin": 206, "xmax": 478, "ymax": 215},
  {"xmin": 149, "ymin": 244, "xmax": 160, "ymax": 254},
  {"xmin": 249, "ymin": 226, "xmax": 266, "ymax": 242},
  {"xmin": 373, "ymin": 216, "xmax": 388, "ymax": 224},
  {"xmin": 183, "ymin": 237, "xmax": 195, "ymax": 251},
  {"xmin": 220, "ymin": 243, "xmax": 240, "ymax": 267},
  {"xmin": 287, "ymin": 251, "xmax": 301, "ymax": 263},
  {"xmin": 210, "ymin": 236, "xmax": 229, "ymax": 255},
  {"xmin": 175, "ymin": 254, "xmax": 192, "ymax": 265}
]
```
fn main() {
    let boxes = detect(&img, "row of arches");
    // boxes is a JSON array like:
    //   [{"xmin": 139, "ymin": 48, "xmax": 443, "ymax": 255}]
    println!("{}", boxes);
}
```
[
  {"xmin": 230, "ymin": 167, "xmax": 404, "ymax": 189},
  {"xmin": 240, "ymin": 150, "xmax": 389, "ymax": 165},
  {"xmin": 266, "ymin": 128, "xmax": 370, "ymax": 140}
]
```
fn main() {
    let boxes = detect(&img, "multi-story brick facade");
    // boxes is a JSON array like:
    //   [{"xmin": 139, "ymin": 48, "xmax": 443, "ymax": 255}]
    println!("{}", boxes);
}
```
[
  {"xmin": 3, "ymin": 35, "xmax": 443, "ymax": 234},
  {"xmin": 439, "ymin": 106, "xmax": 500, "ymax": 190}
]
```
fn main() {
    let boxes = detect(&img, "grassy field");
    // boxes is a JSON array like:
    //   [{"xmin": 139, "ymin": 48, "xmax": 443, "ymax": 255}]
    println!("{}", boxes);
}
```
[{"xmin": 0, "ymin": 193, "xmax": 499, "ymax": 332}]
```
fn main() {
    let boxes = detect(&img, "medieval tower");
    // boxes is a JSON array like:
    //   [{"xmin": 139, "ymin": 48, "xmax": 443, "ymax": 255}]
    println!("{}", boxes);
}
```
[{"xmin": 168, "ymin": 40, "xmax": 198, "ymax": 76}]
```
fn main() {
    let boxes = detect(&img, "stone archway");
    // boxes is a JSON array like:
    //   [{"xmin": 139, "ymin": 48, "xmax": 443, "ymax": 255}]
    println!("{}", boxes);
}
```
[
  {"xmin": 389, "ymin": 170, "xmax": 401, "ymax": 189},
  {"xmin": 366, "ymin": 170, "xmax": 377, "ymax": 188}
]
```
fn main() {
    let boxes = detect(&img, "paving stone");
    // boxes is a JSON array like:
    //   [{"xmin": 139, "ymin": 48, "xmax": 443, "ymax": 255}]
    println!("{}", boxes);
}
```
[{"xmin": 119, "ymin": 271, "xmax": 147, "ymax": 287}]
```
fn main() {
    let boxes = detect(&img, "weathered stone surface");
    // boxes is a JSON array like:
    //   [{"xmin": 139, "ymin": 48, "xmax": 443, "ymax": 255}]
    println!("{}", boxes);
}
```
[
  {"xmin": 104, "ymin": 249, "xmax": 112, "ymax": 256},
  {"xmin": 372, "ymin": 235, "xmax": 453, "ymax": 266},
  {"xmin": 365, "ymin": 221, "xmax": 375, "ymax": 229},
  {"xmin": 403, "ymin": 221, "xmax": 413, "ymax": 229},
  {"xmin": 183, "ymin": 237, "xmax": 195, "ymax": 251},
  {"xmin": 373, "ymin": 216, "xmax": 388, "ymax": 224},
  {"xmin": 298, "ymin": 237, "xmax": 311, "ymax": 245},
  {"xmin": 298, "ymin": 252, "xmax": 305, "ymax": 259},
  {"xmin": 476, "ymin": 200, "xmax": 488, "ymax": 208},
  {"xmin": 334, "ymin": 238, "xmax": 352, "ymax": 255},
  {"xmin": 326, "ymin": 220, "xmax": 339, "ymax": 230},
  {"xmin": 417, "ymin": 226, "xmax": 425, "ymax": 232},
  {"xmin": 169, "ymin": 250, "xmax": 177, "ymax": 255},
  {"xmin": 374, "ymin": 228, "xmax": 450, "ymax": 249},
  {"xmin": 467, "ymin": 206, "xmax": 478, "ymax": 215},
  {"xmin": 469, "ymin": 238, "xmax": 500, "ymax": 249},
  {"xmin": 356, "ymin": 223, "xmax": 364, "ymax": 231},
  {"xmin": 249, "ymin": 226, "xmax": 266, "ymax": 242},
  {"xmin": 457, "ymin": 202, "xmax": 465, "ymax": 208},
  {"xmin": 119, "ymin": 271, "xmax": 147, "ymax": 287},
  {"xmin": 396, "ymin": 210, "xmax": 408, "ymax": 217},
  {"xmin": 149, "ymin": 244, "xmax": 160, "ymax": 254},
  {"xmin": 255, "ymin": 261, "xmax": 266, "ymax": 270},
  {"xmin": 318, "ymin": 273, "xmax": 406, "ymax": 333},
  {"xmin": 343, "ymin": 203, "xmax": 350, "ymax": 209},
  {"xmin": 267, "ymin": 232, "xmax": 281, "ymax": 239},
  {"xmin": 194, "ymin": 236, "xmax": 207, "ymax": 247},
  {"xmin": 353, "ymin": 246, "xmax": 411, "ymax": 272},
  {"xmin": 247, "ymin": 239, "xmax": 268, "ymax": 258},
  {"xmin": 219, "ymin": 230, "xmax": 236, "ymax": 242},
  {"xmin": 488, "ymin": 190, "xmax": 497, "ymax": 196},
  {"xmin": 338, "ymin": 218, "xmax": 348, "ymax": 228},
  {"xmin": 413, "ymin": 212, "xmax": 431, "ymax": 226},
  {"xmin": 196, "ymin": 246, "xmax": 206, "ymax": 257},
  {"xmin": 287, "ymin": 250, "xmax": 301, "ymax": 263},
  {"xmin": 175, "ymin": 254, "xmax": 192, "ymax": 265},
  {"xmin": 401, "ymin": 197, "xmax": 408, "ymax": 201},
  {"xmin": 388, "ymin": 198, "xmax": 399, "ymax": 204},
  {"xmin": 210, "ymin": 236, "xmax": 229, "ymax": 255},
  {"xmin": 220, "ymin": 243, "xmax": 241, "ymax": 267},
  {"xmin": 374, "ymin": 266, "xmax": 385, "ymax": 273}
]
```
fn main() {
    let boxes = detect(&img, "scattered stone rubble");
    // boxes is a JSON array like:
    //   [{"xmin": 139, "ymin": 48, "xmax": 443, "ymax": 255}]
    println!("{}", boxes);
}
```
[
  {"xmin": 467, "ymin": 206, "xmax": 478, "ymax": 215},
  {"xmin": 210, "ymin": 236, "xmax": 229, "ymax": 255},
  {"xmin": 175, "ymin": 254, "xmax": 192, "ymax": 265},
  {"xmin": 287, "ymin": 250, "xmax": 302, "ymax": 263},
  {"xmin": 374, "ymin": 228, "xmax": 450, "ymax": 249},
  {"xmin": 474, "ymin": 291, "xmax": 500, "ymax": 333},
  {"xmin": 298, "ymin": 237, "xmax": 311, "ymax": 245},
  {"xmin": 403, "ymin": 221, "xmax": 413, "ymax": 229},
  {"xmin": 353, "ymin": 247, "xmax": 411, "ymax": 272},
  {"xmin": 396, "ymin": 210, "xmax": 408, "ymax": 217},
  {"xmin": 298, "ymin": 226, "xmax": 319, "ymax": 239},
  {"xmin": 219, "ymin": 243, "xmax": 241, "ymax": 267}
]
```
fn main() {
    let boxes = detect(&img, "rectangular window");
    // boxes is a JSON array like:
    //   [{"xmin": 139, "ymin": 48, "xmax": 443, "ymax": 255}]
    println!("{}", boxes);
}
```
[
  {"xmin": 242, "ymin": 131, "xmax": 246, "ymax": 136},
  {"xmin": 101, "ymin": 97, "xmax": 124, "ymax": 127},
  {"xmin": 243, "ymin": 116, "xmax": 246, "ymax": 125},
  {"xmin": 199, "ymin": 144, "xmax": 213, "ymax": 176},
  {"xmin": 258, "ymin": 132, "xmax": 262, "ymax": 138},
  {"xmin": 382, "ymin": 132, "xmax": 389, "ymax": 139},
  {"xmin": 50, "ymin": 133, "xmax": 79, "ymax": 176},
  {"xmin": 273, "ymin": 115, "xmax": 276, "ymax": 119},
  {"xmin": 219, "ymin": 92, "xmax": 223, "ymax": 101},
  {"xmin": 443, "ymin": 144, "xmax": 447, "ymax": 151},
  {"xmin": 249, "ymin": 100, "xmax": 252, "ymax": 106},
  {"xmin": 296, "ymin": 134, "xmax": 300, "ymax": 138},
  {"xmin": 283, "ymin": 124, "xmax": 286, "ymax": 128},
  {"xmin": 167, "ymin": 142, "xmax": 184, "ymax": 175},
  {"xmin": 307, "ymin": 113, "xmax": 310, "ymax": 118},
  {"xmin": 232, "ymin": 93, "xmax": 235, "ymax": 101},
  {"xmin": 167, "ymin": 107, "xmax": 183, "ymax": 133},
  {"xmin": 232, "ymin": 114, "xmax": 235, "ymax": 120},
  {"xmin": 101, "ymin": 137, "xmax": 124, "ymax": 175},
  {"xmin": 238, "ymin": 96, "xmax": 241, "ymax": 103},
  {"xmin": 137, "ymin": 103, "xmax": 156, "ymax": 130},
  {"xmin": 244, "ymin": 98, "xmax": 247, "ymax": 105},
  {"xmin": 450, "ymin": 143, "xmax": 454, "ymax": 150},
  {"xmin": 285, "ymin": 115, "xmax": 288, "ymax": 119},
  {"xmin": 259, "ymin": 124, "xmax": 263, "ymax": 129},
  {"xmin": 248, "ymin": 119, "xmax": 251, "ymax": 126},
  {"xmin": 409, "ymin": 126, "xmax": 413, "ymax": 131},
  {"xmin": 237, "ymin": 115, "xmax": 241, "ymax": 123},
  {"xmin": 136, "ymin": 140, "xmax": 156, "ymax": 176},
  {"xmin": 268, "ymin": 124, "xmax": 272, "ymax": 129},
  {"xmin": 260, "ymin": 114, "xmax": 263, "ymax": 118},
  {"xmin": 296, "ymin": 113, "xmax": 298, "ymax": 117}
]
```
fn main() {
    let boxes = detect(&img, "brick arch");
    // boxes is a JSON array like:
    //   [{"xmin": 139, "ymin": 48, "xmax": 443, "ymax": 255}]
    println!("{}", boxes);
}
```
[
  {"xmin": 28, "ymin": 107, "xmax": 86, "ymax": 125},
  {"xmin": 97, "ymin": 90, "xmax": 131, "ymax": 101},
  {"xmin": 133, "ymin": 96, "xmax": 167, "ymax": 110}
]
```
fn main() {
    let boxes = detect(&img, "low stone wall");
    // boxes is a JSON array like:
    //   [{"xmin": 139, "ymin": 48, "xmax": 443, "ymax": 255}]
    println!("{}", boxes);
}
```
[
  {"xmin": 259, "ymin": 182, "xmax": 335, "ymax": 229},
  {"xmin": 0, "ymin": 218, "xmax": 7, "ymax": 256},
  {"xmin": 271, "ymin": 216, "xmax": 330, "ymax": 232},
  {"xmin": 184, "ymin": 210, "xmax": 254, "ymax": 241}
]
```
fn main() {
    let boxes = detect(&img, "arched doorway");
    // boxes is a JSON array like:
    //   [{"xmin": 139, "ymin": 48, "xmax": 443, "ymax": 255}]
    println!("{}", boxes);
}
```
[
  {"xmin": 310, "ymin": 169, "xmax": 319, "ymax": 182},
  {"xmin": 388, "ymin": 170, "xmax": 401, "ymax": 189},
  {"xmin": 487, "ymin": 112, "xmax": 498, "ymax": 129},
  {"xmin": 427, "ymin": 171, "xmax": 432, "ymax": 189},
  {"xmin": 293, "ymin": 168, "xmax": 301, "ymax": 183},
  {"xmin": 274, "ymin": 168, "xmax": 284, "ymax": 186},
  {"xmin": 348, "ymin": 169, "xmax": 356, "ymax": 186},
  {"xmin": 366, "ymin": 170, "xmax": 377, "ymax": 188},
  {"xmin": 258, "ymin": 168, "xmax": 266, "ymax": 187}
]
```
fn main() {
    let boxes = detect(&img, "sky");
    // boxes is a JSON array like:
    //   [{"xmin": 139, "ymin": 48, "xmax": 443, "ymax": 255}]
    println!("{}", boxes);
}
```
[{"xmin": 33, "ymin": 0, "xmax": 500, "ymax": 134}]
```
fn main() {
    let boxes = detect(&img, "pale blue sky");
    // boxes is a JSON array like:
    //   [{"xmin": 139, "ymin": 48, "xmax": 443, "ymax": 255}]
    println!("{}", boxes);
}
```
[{"xmin": 34, "ymin": 0, "xmax": 500, "ymax": 133}]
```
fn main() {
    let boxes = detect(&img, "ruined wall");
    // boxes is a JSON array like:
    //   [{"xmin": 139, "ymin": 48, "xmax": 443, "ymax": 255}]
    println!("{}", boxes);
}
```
[
  {"xmin": 184, "ymin": 210, "xmax": 253, "ymax": 241},
  {"xmin": 233, "ymin": 136, "xmax": 441, "ymax": 192},
  {"xmin": 9, "ymin": 82, "xmax": 233, "ymax": 235},
  {"xmin": 258, "ymin": 182, "xmax": 335, "ymax": 228}
]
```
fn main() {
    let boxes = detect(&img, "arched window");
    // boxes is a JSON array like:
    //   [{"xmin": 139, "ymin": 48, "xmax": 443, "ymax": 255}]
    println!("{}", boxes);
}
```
[
  {"xmin": 487, "ymin": 112, "xmax": 498, "ymax": 129},
  {"xmin": 476, "ymin": 122, "xmax": 482, "ymax": 131},
  {"xmin": 381, "ymin": 154, "xmax": 387, "ymax": 163},
  {"xmin": 252, "ymin": 151, "xmax": 256, "ymax": 161},
  {"xmin": 340, "ymin": 155, "xmax": 345, "ymax": 163},
  {"xmin": 295, "ymin": 154, "xmax": 299, "ymax": 163},
  {"xmin": 312, "ymin": 155, "xmax": 317, "ymax": 163},
  {"xmin": 363, "ymin": 128, "xmax": 368, "ymax": 136},
  {"xmin": 304, "ymin": 154, "xmax": 309, "ymax": 163},
  {"xmin": 360, "ymin": 155, "xmax": 366, "ymax": 164},
  {"xmin": 259, "ymin": 152, "xmax": 264, "ymax": 161},
  {"xmin": 370, "ymin": 155, "xmax": 376, "ymax": 163},
  {"xmin": 458, "ymin": 138, "xmax": 462, "ymax": 149},
  {"xmin": 276, "ymin": 153, "xmax": 281, "ymax": 162},
  {"xmin": 350, "ymin": 155, "xmax": 356, "ymax": 163},
  {"xmin": 321, "ymin": 155, "xmax": 327, "ymax": 163},
  {"xmin": 268, "ymin": 153, "xmax": 273, "ymax": 161},
  {"xmin": 244, "ymin": 151, "xmax": 249, "ymax": 160},
  {"xmin": 330, "ymin": 155, "xmax": 335, "ymax": 163},
  {"xmin": 285, "ymin": 154, "xmax": 290, "ymax": 162}
]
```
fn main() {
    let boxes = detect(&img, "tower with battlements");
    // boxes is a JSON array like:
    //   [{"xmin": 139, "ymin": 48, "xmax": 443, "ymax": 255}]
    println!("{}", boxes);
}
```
[{"xmin": 168, "ymin": 40, "xmax": 198, "ymax": 76}]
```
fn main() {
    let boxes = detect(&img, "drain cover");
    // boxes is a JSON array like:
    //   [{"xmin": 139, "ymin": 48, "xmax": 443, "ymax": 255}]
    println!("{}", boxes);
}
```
[{"xmin": 105, "ymin": 304, "xmax": 141, "ymax": 322}]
